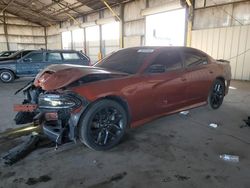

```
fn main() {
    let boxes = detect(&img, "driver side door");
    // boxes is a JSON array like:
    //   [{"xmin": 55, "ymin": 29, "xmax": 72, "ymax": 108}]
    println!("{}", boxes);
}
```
[
  {"xmin": 143, "ymin": 50, "xmax": 187, "ymax": 116},
  {"xmin": 16, "ymin": 52, "xmax": 45, "ymax": 76}
]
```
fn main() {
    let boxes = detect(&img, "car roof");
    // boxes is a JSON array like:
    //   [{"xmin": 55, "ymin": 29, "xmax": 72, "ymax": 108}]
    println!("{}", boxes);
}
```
[
  {"xmin": 124, "ymin": 46, "xmax": 200, "ymax": 51},
  {"xmin": 121, "ymin": 46, "xmax": 208, "ymax": 56},
  {"xmin": 32, "ymin": 50, "xmax": 81, "ymax": 53}
]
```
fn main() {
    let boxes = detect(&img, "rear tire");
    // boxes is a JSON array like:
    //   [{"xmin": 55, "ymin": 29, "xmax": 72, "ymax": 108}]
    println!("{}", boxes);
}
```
[
  {"xmin": 207, "ymin": 79, "xmax": 225, "ymax": 109},
  {"xmin": 78, "ymin": 99, "xmax": 127, "ymax": 151},
  {"xmin": 0, "ymin": 70, "xmax": 15, "ymax": 83}
]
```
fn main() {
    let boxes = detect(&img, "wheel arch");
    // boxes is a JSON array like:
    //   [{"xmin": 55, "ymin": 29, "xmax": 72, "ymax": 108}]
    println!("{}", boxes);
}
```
[
  {"xmin": 0, "ymin": 68, "xmax": 16, "ymax": 77},
  {"xmin": 215, "ymin": 76, "xmax": 225, "ymax": 86},
  {"xmin": 78, "ymin": 95, "xmax": 132, "ymax": 128},
  {"xmin": 102, "ymin": 95, "xmax": 131, "ymax": 125}
]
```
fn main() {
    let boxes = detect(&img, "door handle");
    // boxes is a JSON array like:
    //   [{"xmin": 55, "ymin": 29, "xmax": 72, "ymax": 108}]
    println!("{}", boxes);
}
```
[{"xmin": 209, "ymin": 70, "xmax": 213, "ymax": 74}]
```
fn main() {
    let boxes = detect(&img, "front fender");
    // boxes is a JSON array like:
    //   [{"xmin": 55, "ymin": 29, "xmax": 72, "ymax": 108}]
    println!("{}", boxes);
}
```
[{"xmin": 0, "ymin": 64, "xmax": 16, "ymax": 74}]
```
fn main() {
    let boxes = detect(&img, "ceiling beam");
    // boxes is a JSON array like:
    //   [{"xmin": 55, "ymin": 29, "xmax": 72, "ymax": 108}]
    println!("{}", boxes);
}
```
[
  {"xmin": 11, "ymin": 1, "xmax": 60, "ymax": 23},
  {"xmin": 3, "ymin": 10, "xmax": 45, "ymax": 26},
  {"xmin": 38, "ymin": 2, "xmax": 57, "ymax": 14},
  {"xmin": 0, "ymin": 0, "xmax": 14, "ymax": 14},
  {"xmin": 57, "ymin": 1, "xmax": 82, "ymax": 14},
  {"xmin": 52, "ymin": 0, "xmax": 93, "ymax": 16}
]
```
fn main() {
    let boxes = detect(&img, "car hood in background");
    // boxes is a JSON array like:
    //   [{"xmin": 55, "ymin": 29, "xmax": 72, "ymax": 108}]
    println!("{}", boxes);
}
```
[{"xmin": 34, "ymin": 64, "xmax": 128, "ymax": 91}]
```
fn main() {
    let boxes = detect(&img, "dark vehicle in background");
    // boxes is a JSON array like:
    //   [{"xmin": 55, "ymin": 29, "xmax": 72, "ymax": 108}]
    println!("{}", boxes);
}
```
[
  {"xmin": 0, "ymin": 50, "xmax": 17, "ymax": 58},
  {"xmin": 0, "ymin": 50, "xmax": 90, "ymax": 83},
  {"xmin": 0, "ymin": 50, "xmax": 34, "ymax": 61}
]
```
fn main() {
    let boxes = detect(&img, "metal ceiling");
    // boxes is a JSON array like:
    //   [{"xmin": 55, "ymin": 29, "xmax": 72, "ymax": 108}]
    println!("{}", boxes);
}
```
[{"xmin": 0, "ymin": 0, "xmax": 128, "ymax": 26}]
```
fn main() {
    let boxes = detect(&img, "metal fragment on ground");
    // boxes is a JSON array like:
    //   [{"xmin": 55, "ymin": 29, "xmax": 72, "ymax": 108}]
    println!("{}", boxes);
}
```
[{"xmin": 179, "ymin": 111, "xmax": 189, "ymax": 116}]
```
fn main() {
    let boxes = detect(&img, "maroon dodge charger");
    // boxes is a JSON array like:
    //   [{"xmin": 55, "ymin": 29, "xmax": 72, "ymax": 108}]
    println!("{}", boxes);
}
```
[{"xmin": 14, "ymin": 47, "xmax": 231, "ymax": 150}]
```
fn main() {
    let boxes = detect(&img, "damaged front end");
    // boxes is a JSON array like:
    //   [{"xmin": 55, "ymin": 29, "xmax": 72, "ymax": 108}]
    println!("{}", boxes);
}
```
[
  {"xmin": 14, "ymin": 80, "xmax": 42, "ymax": 125},
  {"xmin": 14, "ymin": 84, "xmax": 89, "ymax": 145},
  {"xmin": 13, "ymin": 64, "xmax": 127, "ymax": 146},
  {"xmin": 38, "ymin": 92, "xmax": 88, "ymax": 144}
]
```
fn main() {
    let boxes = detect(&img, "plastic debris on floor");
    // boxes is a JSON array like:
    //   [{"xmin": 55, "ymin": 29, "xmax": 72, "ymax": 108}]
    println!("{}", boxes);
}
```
[
  {"xmin": 2, "ymin": 132, "xmax": 53, "ymax": 165},
  {"xmin": 179, "ymin": 111, "xmax": 189, "ymax": 116},
  {"xmin": 209, "ymin": 123, "xmax": 218, "ymax": 128},
  {"xmin": 219, "ymin": 154, "xmax": 239, "ymax": 162}
]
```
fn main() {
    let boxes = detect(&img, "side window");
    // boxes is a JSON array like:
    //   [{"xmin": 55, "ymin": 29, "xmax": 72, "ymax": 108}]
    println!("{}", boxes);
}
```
[
  {"xmin": 149, "ymin": 51, "xmax": 183, "ymax": 72},
  {"xmin": 24, "ymin": 52, "xmax": 43, "ymax": 62},
  {"xmin": 3, "ymin": 52, "xmax": 10, "ymax": 57},
  {"xmin": 22, "ymin": 51, "xmax": 32, "ymax": 57},
  {"xmin": 79, "ymin": 53, "xmax": 89, "ymax": 61},
  {"xmin": 183, "ymin": 52, "xmax": 207, "ymax": 67},
  {"xmin": 46, "ymin": 53, "xmax": 62, "ymax": 61},
  {"xmin": 62, "ymin": 53, "xmax": 80, "ymax": 60}
]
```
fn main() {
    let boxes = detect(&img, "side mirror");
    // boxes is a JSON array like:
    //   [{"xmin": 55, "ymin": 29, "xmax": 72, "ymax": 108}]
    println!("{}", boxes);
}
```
[
  {"xmin": 148, "ymin": 64, "xmax": 165, "ymax": 73},
  {"xmin": 23, "ymin": 58, "xmax": 32, "ymax": 62}
]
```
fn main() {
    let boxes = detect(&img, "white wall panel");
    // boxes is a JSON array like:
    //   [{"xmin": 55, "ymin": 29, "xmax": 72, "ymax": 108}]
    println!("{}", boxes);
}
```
[
  {"xmin": 124, "ymin": 0, "xmax": 145, "ymax": 22},
  {"xmin": 124, "ymin": 20, "xmax": 145, "ymax": 37},
  {"xmin": 47, "ymin": 35, "xmax": 61, "ymax": 49},
  {"xmin": 191, "ymin": 25, "xmax": 250, "ymax": 80},
  {"xmin": 230, "ymin": 26, "xmax": 240, "ymax": 79},
  {"xmin": 242, "ymin": 27, "xmax": 250, "ymax": 80},
  {"xmin": 235, "ymin": 26, "xmax": 247, "ymax": 79},
  {"xmin": 124, "ymin": 36, "xmax": 142, "ymax": 48},
  {"xmin": 211, "ymin": 28, "xmax": 220, "ymax": 59},
  {"xmin": 217, "ymin": 27, "xmax": 226, "ymax": 59}
]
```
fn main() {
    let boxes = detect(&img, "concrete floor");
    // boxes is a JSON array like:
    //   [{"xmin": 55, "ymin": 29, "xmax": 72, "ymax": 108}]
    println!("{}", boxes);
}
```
[{"xmin": 0, "ymin": 79, "xmax": 250, "ymax": 188}]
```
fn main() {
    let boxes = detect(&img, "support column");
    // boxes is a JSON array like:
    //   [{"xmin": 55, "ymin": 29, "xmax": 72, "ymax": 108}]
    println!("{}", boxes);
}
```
[
  {"xmin": 3, "ymin": 11, "xmax": 10, "ymax": 50},
  {"xmin": 119, "ymin": 3, "xmax": 124, "ymax": 48},
  {"xmin": 186, "ymin": 1, "xmax": 193, "ymax": 47},
  {"xmin": 99, "ymin": 11, "xmax": 103, "ymax": 60},
  {"xmin": 44, "ymin": 26, "xmax": 47, "ymax": 49}
]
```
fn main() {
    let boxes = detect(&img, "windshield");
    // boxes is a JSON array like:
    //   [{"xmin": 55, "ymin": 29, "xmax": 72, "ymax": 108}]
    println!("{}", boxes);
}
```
[
  {"xmin": 8, "ymin": 50, "xmax": 33, "ymax": 59},
  {"xmin": 95, "ymin": 48, "xmax": 154, "ymax": 74},
  {"xmin": 8, "ymin": 51, "xmax": 22, "ymax": 59}
]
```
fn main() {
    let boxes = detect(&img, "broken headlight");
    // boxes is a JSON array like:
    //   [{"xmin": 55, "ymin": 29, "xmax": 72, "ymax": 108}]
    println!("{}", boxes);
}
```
[{"xmin": 38, "ymin": 94, "xmax": 81, "ymax": 109}]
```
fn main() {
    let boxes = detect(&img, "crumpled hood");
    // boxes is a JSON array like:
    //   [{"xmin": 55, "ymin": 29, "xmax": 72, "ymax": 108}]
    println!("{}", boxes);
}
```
[{"xmin": 34, "ymin": 64, "xmax": 128, "ymax": 91}]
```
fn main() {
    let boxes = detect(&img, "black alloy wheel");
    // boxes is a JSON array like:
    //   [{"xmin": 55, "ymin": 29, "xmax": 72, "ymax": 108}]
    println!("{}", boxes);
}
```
[
  {"xmin": 208, "ymin": 79, "xmax": 225, "ymax": 109},
  {"xmin": 79, "ymin": 99, "xmax": 127, "ymax": 150}
]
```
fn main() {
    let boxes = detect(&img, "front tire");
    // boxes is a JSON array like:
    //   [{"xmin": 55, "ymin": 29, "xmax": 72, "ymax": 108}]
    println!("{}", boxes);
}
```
[
  {"xmin": 208, "ymin": 79, "xmax": 225, "ymax": 109},
  {"xmin": 78, "ymin": 99, "xmax": 128, "ymax": 151},
  {"xmin": 0, "ymin": 70, "xmax": 15, "ymax": 83}
]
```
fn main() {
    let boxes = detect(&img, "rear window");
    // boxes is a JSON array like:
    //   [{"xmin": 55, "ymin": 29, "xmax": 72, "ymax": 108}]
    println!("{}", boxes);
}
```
[
  {"xmin": 46, "ymin": 53, "xmax": 62, "ymax": 61},
  {"xmin": 182, "ymin": 52, "xmax": 207, "ymax": 67},
  {"xmin": 62, "ymin": 53, "xmax": 80, "ymax": 60}
]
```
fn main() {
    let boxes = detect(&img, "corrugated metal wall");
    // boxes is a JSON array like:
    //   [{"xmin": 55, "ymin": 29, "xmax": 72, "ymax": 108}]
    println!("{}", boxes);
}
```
[
  {"xmin": 47, "ymin": 25, "xmax": 62, "ymax": 50},
  {"xmin": 191, "ymin": 25, "xmax": 250, "ymax": 80},
  {"xmin": 0, "ymin": 13, "xmax": 46, "ymax": 51},
  {"xmin": 191, "ymin": 0, "xmax": 250, "ymax": 80}
]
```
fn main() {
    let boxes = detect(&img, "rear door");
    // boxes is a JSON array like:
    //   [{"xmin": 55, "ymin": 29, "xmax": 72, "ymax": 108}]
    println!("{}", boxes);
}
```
[
  {"xmin": 16, "ymin": 52, "xmax": 44, "ymax": 76},
  {"xmin": 181, "ymin": 50, "xmax": 213, "ymax": 103}
]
